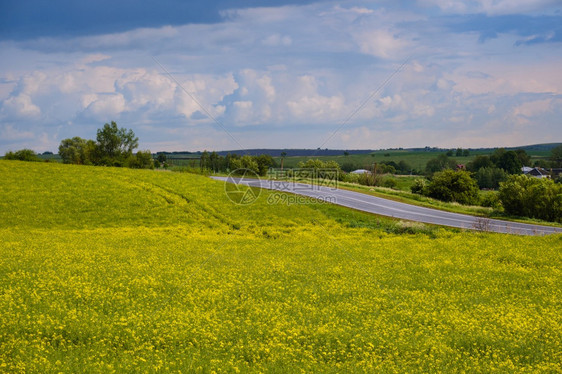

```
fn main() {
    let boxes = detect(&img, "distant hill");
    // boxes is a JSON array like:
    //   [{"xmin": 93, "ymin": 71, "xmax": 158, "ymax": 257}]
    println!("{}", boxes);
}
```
[{"xmin": 159, "ymin": 143, "xmax": 560, "ymax": 158}]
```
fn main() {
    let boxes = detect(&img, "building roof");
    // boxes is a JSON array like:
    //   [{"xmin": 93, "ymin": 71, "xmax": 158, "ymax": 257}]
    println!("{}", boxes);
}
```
[
  {"xmin": 350, "ymin": 169, "xmax": 371, "ymax": 174},
  {"xmin": 528, "ymin": 167, "xmax": 548, "ymax": 176}
]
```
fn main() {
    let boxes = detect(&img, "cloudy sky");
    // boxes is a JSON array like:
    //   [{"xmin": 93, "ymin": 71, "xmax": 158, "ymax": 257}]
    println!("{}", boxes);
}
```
[{"xmin": 1, "ymin": 0, "xmax": 561, "ymax": 153}]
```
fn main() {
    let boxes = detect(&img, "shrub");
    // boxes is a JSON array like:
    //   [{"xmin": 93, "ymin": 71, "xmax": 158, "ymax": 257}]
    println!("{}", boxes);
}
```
[
  {"xmin": 475, "ymin": 167, "xmax": 508, "ymax": 189},
  {"xmin": 499, "ymin": 175, "xmax": 562, "ymax": 222},
  {"xmin": 480, "ymin": 191, "xmax": 501, "ymax": 209},
  {"xmin": 382, "ymin": 177, "xmax": 397, "ymax": 189},
  {"xmin": 410, "ymin": 178, "xmax": 427, "ymax": 195},
  {"xmin": 425, "ymin": 170, "xmax": 479, "ymax": 205},
  {"xmin": 128, "ymin": 150, "xmax": 154, "ymax": 169},
  {"xmin": 4, "ymin": 149, "xmax": 40, "ymax": 162}
]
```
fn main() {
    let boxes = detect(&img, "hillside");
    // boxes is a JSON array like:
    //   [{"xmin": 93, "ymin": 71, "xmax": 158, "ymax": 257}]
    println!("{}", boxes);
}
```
[{"xmin": 1, "ymin": 161, "xmax": 561, "ymax": 372}]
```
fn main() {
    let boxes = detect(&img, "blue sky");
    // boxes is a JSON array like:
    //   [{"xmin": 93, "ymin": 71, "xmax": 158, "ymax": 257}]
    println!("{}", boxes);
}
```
[{"xmin": 1, "ymin": 0, "xmax": 561, "ymax": 153}]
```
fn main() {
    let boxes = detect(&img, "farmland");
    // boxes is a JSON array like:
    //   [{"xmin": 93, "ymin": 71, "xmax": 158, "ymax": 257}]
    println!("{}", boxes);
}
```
[{"xmin": 1, "ymin": 161, "xmax": 562, "ymax": 372}]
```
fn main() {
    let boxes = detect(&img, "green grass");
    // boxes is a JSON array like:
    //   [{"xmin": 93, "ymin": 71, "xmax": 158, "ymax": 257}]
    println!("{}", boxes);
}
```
[{"xmin": 1, "ymin": 160, "xmax": 562, "ymax": 372}]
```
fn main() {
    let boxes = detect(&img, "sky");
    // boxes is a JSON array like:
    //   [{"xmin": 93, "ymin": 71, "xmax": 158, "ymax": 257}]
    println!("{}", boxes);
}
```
[{"xmin": 0, "ymin": 0, "xmax": 561, "ymax": 153}]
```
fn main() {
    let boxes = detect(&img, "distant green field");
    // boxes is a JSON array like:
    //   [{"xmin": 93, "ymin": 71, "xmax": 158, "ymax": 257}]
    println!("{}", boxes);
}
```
[
  {"xmin": 1, "ymin": 160, "xmax": 561, "ymax": 372},
  {"xmin": 277, "ymin": 147, "xmax": 553, "ymax": 173}
]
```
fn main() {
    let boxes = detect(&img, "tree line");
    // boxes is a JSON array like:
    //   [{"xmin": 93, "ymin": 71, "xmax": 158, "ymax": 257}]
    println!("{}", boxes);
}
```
[
  {"xmin": 198, "ymin": 151, "xmax": 276, "ymax": 176},
  {"xmin": 58, "ymin": 122, "xmax": 153, "ymax": 169}
]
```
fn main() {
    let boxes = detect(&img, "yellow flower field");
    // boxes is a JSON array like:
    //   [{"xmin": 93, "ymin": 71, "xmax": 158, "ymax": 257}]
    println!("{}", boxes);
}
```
[{"xmin": 0, "ymin": 161, "xmax": 561, "ymax": 372}]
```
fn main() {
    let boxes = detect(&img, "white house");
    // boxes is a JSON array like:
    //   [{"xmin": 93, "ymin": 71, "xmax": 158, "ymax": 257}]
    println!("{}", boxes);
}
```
[{"xmin": 522, "ymin": 167, "xmax": 549, "ymax": 178}]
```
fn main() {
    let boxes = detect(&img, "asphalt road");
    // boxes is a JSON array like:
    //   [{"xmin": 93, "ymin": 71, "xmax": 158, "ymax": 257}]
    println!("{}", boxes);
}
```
[{"xmin": 213, "ymin": 176, "xmax": 562, "ymax": 236}]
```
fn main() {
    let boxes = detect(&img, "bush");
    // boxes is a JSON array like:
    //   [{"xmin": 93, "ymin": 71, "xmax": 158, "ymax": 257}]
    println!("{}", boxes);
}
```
[
  {"xmin": 230, "ymin": 155, "xmax": 260, "ymax": 175},
  {"xmin": 4, "ymin": 149, "xmax": 40, "ymax": 162},
  {"xmin": 128, "ymin": 150, "xmax": 154, "ymax": 169},
  {"xmin": 425, "ymin": 170, "xmax": 479, "ymax": 205},
  {"xmin": 480, "ymin": 191, "xmax": 501, "ymax": 209},
  {"xmin": 382, "ymin": 177, "xmax": 397, "ymax": 189},
  {"xmin": 410, "ymin": 178, "xmax": 427, "ymax": 195},
  {"xmin": 475, "ymin": 167, "xmax": 508, "ymax": 189},
  {"xmin": 499, "ymin": 175, "xmax": 562, "ymax": 222}
]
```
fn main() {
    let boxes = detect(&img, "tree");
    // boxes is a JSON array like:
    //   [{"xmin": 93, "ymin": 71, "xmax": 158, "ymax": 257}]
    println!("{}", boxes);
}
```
[
  {"xmin": 467, "ymin": 155, "xmax": 493, "ymax": 172},
  {"xmin": 255, "ymin": 154, "xmax": 275, "ymax": 176},
  {"xmin": 497, "ymin": 150, "xmax": 522, "ymax": 174},
  {"xmin": 550, "ymin": 144, "xmax": 562, "ymax": 168},
  {"xmin": 410, "ymin": 178, "xmax": 427, "ymax": 195},
  {"xmin": 4, "ymin": 149, "xmax": 40, "ymax": 162},
  {"xmin": 398, "ymin": 160, "xmax": 412, "ymax": 174},
  {"xmin": 499, "ymin": 175, "xmax": 562, "ymax": 222},
  {"xmin": 128, "ymin": 150, "xmax": 154, "ymax": 169},
  {"xmin": 157, "ymin": 153, "xmax": 167, "ymax": 163},
  {"xmin": 209, "ymin": 151, "xmax": 220, "ymax": 173},
  {"xmin": 96, "ymin": 121, "xmax": 138, "ymax": 165},
  {"xmin": 475, "ymin": 167, "xmax": 508, "ymax": 189},
  {"xmin": 200, "ymin": 150, "xmax": 210, "ymax": 170},
  {"xmin": 280, "ymin": 151, "xmax": 287, "ymax": 170},
  {"xmin": 425, "ymin": 169, "xmax": 480, "ymax": 205},
  {"xmin": 515, "ymin": 149, "xmax": 531, "ymax": 166},
  {"xmin": 59, "ymin": 137, "xmax": 96, "ymax": 165},
  {"xmin": 425, "ymin": 154, "xmax": 456, "ymax": 175},
  {"xmin": 230, "ymin": 155, "xmax": 259, "ymax": 174}
]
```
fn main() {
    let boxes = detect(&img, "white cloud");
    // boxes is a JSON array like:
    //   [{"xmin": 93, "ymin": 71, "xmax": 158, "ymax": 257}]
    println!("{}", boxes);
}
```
[
  {"xmin": 353, "ymin": 29, "xmax": 411, "ymax": 59},
  {"xmin": 262, "ymin": 34, "xmax": 292, "ymax": 47},
  {"xmin": 2, "ymin": 94, "xmax": 41, "ymax": 118},
  {"xmin": 83, "ymin": 93, "xmax": 126, "ymax": 118},
  {"xmin": 418, "ymin": 0, "xmax": 559, "ymax": 15},
  {"xmin": 1, "ymin": 124, "xmax": 35, "ymax": 141},
  {"xmin": 513, "ymin": 98, "xmax": 553, "ymax": 118}
]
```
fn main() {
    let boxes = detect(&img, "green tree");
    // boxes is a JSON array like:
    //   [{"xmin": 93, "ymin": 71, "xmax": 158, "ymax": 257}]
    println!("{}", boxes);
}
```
[
  {"xmin": 200, "ymin": 151, "xmax": 210, "ymax": 170},
  {"xmin": 280, "ymin": 151, "xmax": 287, "ymax": 170},
  {"xmin": 550, "ymin": 144, "xmax": 562, "ymax": 167},
  {"xmin": 96, "ymin": 121, "xmax": 138, "ymax": 165},
  {"xmin": 410, "ymin": 178, "xmax": 427, "ymax": 195},
  {"xmin": 209, "ymin": 151, "xmax": 220, "ymax": 173},
  {"xmin": 130, "ymin": 150, "xmax": 154, "ymax": 169},
  {"xmin": 230, "ymin": 155, "xmax": 259, "ymax": 174},
  {"xmin": 255, "ymin": 154, "xmax": 275, "ymax": 176},
  {"xmin": 425, "ymin": 154, "xmax": 456, "ymax": 175},
  {"xmin": 59, "ymin": 137, "xmax": 96, "ymax": 165},
  {"xmin": 467, "ymin": 155, "xmax": 493, "ymax": 172},
  {"xmin": 4, "ymin": 149, "xmax": 40, "ymax": 162},
  {"xmin": 425, "ymin": 169, "xmax": 480, "ymax": 205},
  {"xmin": 475, "ymin": 167, "xmax": 508, "ymax": 189},
  {"xmin": 397, "ymin": 160, "xmax": 411, "ymax": 174},
  {"xmin": 498, "ymin": 151, "xmax": 522, "ymax": 174},
  {"xmin": 157, "ymin": 153, "xmax": 167, "ymax": 163},
  {"xmin": 515, "ymin": 149, "xmax": 531, "ymax": 166},
  {"xmin": 499, "ymin": 175, "xmax": 562, "ymax": 222}
]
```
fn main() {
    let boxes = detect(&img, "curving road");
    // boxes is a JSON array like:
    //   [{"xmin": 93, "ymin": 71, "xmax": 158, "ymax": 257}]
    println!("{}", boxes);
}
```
[{"xmin": 213, "ymin": 176, "xmax": 562, "ymax": 236}]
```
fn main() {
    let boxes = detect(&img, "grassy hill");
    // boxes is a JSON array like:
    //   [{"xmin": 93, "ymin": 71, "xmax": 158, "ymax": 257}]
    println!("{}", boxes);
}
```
[{"xmin": 1, "ymin": 160, "xmax": 561, "ymax": 372}]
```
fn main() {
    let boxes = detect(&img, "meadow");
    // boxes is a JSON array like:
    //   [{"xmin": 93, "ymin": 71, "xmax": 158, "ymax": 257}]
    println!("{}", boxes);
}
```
[{"xmin": 1, "ymin": 160, "xmax": 561, "ymax": 372}]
